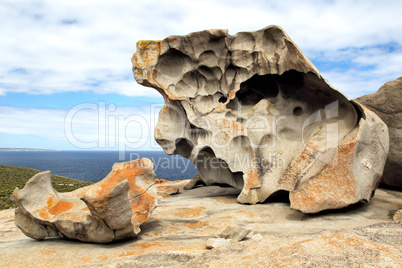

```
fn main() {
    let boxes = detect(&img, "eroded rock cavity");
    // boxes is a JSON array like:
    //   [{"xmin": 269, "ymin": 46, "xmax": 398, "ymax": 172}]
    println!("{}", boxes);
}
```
[
  {"xmin": 132, "ymin": 26, "xmax": 389, "ymax": 213},
  {"xmin": 11, "ymin": 159, "xmax": 157, "ymax": 243}
]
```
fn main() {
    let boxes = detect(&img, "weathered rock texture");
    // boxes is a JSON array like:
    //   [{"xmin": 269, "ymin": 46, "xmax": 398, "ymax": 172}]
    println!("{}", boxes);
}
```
[
  {"xmin": 355, "ymin": 77, "xmax": 402, "ymax": 189},
  {"xmin": 132, "ymin": 25, "xmax": 389, "ymax": 213},
  {"xmin": 10, "ymin": 159, "xmax": 157, "ymax": 243}
]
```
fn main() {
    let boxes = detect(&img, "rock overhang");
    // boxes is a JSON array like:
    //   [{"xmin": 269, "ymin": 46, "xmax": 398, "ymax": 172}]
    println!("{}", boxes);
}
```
[{"xmin": 132, "ymin": 25, "xmax": 389, "ymax": 213}]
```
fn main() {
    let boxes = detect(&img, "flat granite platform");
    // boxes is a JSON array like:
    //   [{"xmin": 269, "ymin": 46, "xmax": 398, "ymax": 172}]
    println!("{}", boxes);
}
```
[{"xmin": 1, "ymin": 180, "xmax": 401, "ymax": 267}]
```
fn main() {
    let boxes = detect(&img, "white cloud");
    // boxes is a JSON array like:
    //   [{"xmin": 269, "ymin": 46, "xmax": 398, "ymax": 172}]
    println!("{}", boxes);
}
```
[
  {"xmin": 315, "ymin": 44, "xmax": 402, "ymax": 98},
  {"xmin": 0, "ymin": 0, "xmax": 401, "ymax": 98},
  {"xmin": 0, "ymin": 104, "xmax": 163, "ymax": 150}
]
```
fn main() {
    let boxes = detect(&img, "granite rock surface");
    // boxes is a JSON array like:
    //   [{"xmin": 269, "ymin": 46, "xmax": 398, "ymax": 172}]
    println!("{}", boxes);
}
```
[
  {"xmin": 1, "ymin": 181, "xmax": 401, "ymax": 267},
  {"xmin": 355, "ymin": 77, "xmax": 402, "ymax": 189}
]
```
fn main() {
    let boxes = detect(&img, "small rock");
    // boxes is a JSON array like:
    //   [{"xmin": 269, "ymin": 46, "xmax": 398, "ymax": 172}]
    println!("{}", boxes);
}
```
[
  {"xmin": 251, "ymin": 233, "xmax": 263, "ymax": 241},
  {"xmin": 183, "ymin": 174, "xmax": 204, "ymax": 190},
  {"xmin": 156, "ymin": 185, "xmax": 180, "ymax": 199},
  {"xmin": 219, "ymin": 226, "xmax": 251, "ymax": 242},
  {"xmin": 393, "ymin": 209, "xmax": 402, "ymax": 222},
  {"xmin": 206, "ymin": 238, "xmax": 234, "ymax": 249}
]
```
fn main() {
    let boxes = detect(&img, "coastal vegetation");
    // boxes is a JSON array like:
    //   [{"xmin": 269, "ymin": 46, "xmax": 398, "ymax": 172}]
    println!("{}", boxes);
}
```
[{"xmin": 0, "ymin": 165, "xmax": 93, "ymax": 210}]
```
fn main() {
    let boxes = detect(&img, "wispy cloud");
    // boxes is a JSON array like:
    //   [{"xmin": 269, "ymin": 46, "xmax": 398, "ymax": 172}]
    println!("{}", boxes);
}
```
[
  {"xmin": 0, "ymin": 0, "xmax": 401, "ymax": 150},
  {"xmin": 1, "ymin": 0, "xmax": 401, "ymax": 98},
  {"xmin": 0, "ymin": 103, "xmax": 163, "ymax": 150}
]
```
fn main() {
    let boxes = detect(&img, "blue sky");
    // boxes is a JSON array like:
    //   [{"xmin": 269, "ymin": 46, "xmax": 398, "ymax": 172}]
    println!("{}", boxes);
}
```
[{"xmin": 1, "ymin": 0, "xmax": 401, "ymax": 150}]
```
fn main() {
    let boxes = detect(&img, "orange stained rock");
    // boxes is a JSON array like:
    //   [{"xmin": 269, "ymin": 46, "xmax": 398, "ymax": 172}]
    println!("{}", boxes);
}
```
[
  {"xmin": 45, "ymin": 196, "xmax": 57, "ymax": 209},
  {"xmin": 185, "ymin": 221, "xmax": 206, "ymax": 228},
  {"xmin": 327, "ymin": 233, "xmax": 365, "ymax": 248},
  {"xmin": 235, "ymin": 210, "xmax": 256, "ymax": 218},
  {"xmin": 219, "ymin": 118, "xmax": 245, "ymax": 134},
  {"xmin": 49, "ymin": 200, "xmax": 74, "ymax": 216},
  {"xmin": 34, "ymin": 196, "xmax": 57, "ymax": 220},
  {"xmin": 211, "ymin": 104, "xmax": 230, "ymax": 113},
  {"xmin": 163, "ymin": 229, "xmax": 178, "ymax": 235},
  {"xmin": 12, "ymin": 160, "xmax": 158, "ymax": 243},
  {"xmin": 157, "ymin": 192, "xmax": 169, "ymax": 199},
  {"xmin": 277, "ymin": 238, "xmax": 314, "ymax": 255},
  {"xmin": 79, "ymin": 257, "xmax": 93, "ymax": 263},
  {"xmin": 156, "ymin": 185, "xmax": 179, "ymax": 193},
  {"xmin": 131, "ymin": 241, "xmax": 173, "ymax": 250},
  {"xmin": 165, "ymin": 36, "xmax": 180, "ymax": 43},
  {"xmin": 214, "ymin": 216, "xmax": 235, "ymax": 224},
  {"xmin": 155, "ymin": 178, "xmax": 171, "ymax": 184},
  {"xmin": 131, "ymin": 194, "xmax": 156, "ymax": 225},
  {"xmin": 156, "ymin": 185, "xmax": 180, "ymax": 199},
  {"xmin": 245, "ymin": 169, "xmax": 261, "ymax": 189},
  {"xmin": 133, "ymin": 40, "xmax": 162, "ymax": 67},
  {"xmin": 111, "ymin": 241, "xmax": 177, "ymax": 258},
  {"xmin": 278, "ymin": 139, "xmax": 318, "ymax": 190},
  {"xmin": 39, "ymin": 248, "xmax": 57, "ymax": 256},
  {"xmin": 290, "ymin": 139, "xmax": 357, "ymax": 212},
  {"xmin": 92, "ymin": 164, "xmax": 145, "ymax": 198},
  {"xmin": 227, "ymin": 88, "xmax": 237, "ymax": 98},
  {"xmin": 37, "ymin": 210, "xmax": 49, "ymax": 220},
  {"xmin": 316, "ymin": 233, "xmax": 400, "ymax": 260},
  {"xmin": 172, "ymin": 206, "xmax": 206, "ymax": 218},
  {"xmin": 155, "ymin": 128, "xmax": 162, "ymax": 137}
]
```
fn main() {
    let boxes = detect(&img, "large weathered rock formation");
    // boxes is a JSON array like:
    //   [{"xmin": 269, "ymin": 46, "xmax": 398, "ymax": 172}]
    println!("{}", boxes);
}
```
[
  {"xmin": 10, "ymin": 159, "xmax": 157, "ymax": 243},
  {"xmin": 355, "ymin": 77, "xmax": 402, "ymax": 189},
  {"xmin": 132, "ymin": 25, "xmax": 389, "ymax": 213}
]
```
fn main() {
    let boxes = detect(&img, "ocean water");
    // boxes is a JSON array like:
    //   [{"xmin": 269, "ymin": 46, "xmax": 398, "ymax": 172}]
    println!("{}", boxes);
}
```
[{"xmin": 0, "ymin": 150, "xmax": 198, "ymax": 182}]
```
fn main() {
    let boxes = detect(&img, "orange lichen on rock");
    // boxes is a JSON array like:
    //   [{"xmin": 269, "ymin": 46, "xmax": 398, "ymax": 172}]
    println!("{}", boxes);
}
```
[
  {"xmin": 245, "ymin": 169, "xmax": 261, "ymax": 189},
  {"xmin": 48, "ymin": 200, "xmax": 74, "ymax": 216},
  {"xmin": 235, "ymin": 210, "xmax": 256, "ymax": 218},
  {"xmin": 156, "ymin": 184, "xmax": 181, "ymax": 199},
  {"xmin": 39, "ymin": 248, "xmax": 57, "ymax": 256},
  {"xmin": 155, "ymin": 178, "xmax": 170, "ymax": 184},
  {"xmin": 172, "ymin": 206, "xmax": 206, "ymax": 219},
  {"xmin": 290, "ymin": 136, "xmax": 358, "ymax": 213},
  {"xmin": 393, "ymin": 209, "xmax": 402, "ymax": 221},
  {"xmin": 327, "ymin": 233, "xmax": 365, "ymax": 248},
  {"xmin": 159, "ymin": 185, "xmax": 180, "ymax": 193},
  {"xmin": 132, "ymin": 40, "xmax": 163, "ymax": 67},
  {"xmin": 88, "ymin": 161, "xmax": 145, "ymax": 197},
  {"xmin": 131, "ymin": 191, "xmax": 157, "ymax": 226},
  {"xmin": 185, "ymin": 221, "xmax": 207, "ymax": 228}
]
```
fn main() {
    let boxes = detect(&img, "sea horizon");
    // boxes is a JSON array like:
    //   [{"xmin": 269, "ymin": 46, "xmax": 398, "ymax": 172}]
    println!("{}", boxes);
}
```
[{"xmin": 0, "ymin": 150, "xmax": 198, "ymax": 183}]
